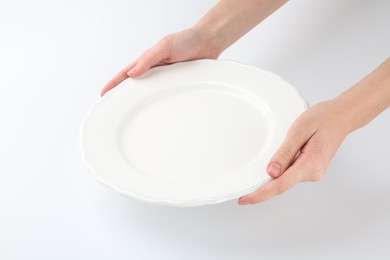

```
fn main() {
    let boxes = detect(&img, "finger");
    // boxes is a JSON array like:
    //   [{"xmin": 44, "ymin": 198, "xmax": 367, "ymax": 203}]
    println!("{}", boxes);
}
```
[
  {"xmin": 100, "ymin": 38, "xmax": 171, "ymax": 97},
  {"xmin": 127, "ymin": 39, "xmax": 170, "ymax": 78},
  {"xmin": 100, "ymin": 62, "xmax": 136, "ymax": 97},
  {"xmin": 238, "ymin": 157, "xmax": 308, "ymax": 205},
  {"xmin": 267, "ymin": 125, "xmax": 316, "ymax": 178}
]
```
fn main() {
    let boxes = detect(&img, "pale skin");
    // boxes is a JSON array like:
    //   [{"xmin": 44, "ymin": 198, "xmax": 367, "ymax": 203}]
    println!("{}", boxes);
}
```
[{"xmin": 101, "ymin": 0, "xmax": 390, "ymax": 205}]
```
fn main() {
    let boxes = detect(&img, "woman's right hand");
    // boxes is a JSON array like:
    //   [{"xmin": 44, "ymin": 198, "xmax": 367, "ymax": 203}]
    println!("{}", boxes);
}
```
[{"xmin": 100, "ymin": 27, "xmax": 220, "ymax": 96}]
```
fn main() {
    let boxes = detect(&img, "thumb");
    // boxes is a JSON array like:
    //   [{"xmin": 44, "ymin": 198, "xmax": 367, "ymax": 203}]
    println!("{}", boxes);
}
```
[
  {"xmin": 268, "ymin": 125, "xmax": 314, "ymax": 178},
  {"xmin": 127, "ymin": 38, "xmax": 170, "ymax": 78}
]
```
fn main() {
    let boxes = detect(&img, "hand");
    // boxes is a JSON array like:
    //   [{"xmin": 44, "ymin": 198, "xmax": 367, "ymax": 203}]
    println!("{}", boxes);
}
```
[
  {"xmin": 100, "ymin": 27, "xmax": 221, "ymax": 96},
  {"xmin": 100, "ymin": 0, "xmax": 291, "ymax": 97},
  {"xmin": 238, "ymin": 99, "xmax": 351, "ymax": 205}
]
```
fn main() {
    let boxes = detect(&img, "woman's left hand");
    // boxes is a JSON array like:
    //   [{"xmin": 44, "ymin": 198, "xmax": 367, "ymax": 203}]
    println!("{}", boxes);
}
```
[{"xmin": 238, "ymin": 99, "xmax": 351, "ymax": 205}]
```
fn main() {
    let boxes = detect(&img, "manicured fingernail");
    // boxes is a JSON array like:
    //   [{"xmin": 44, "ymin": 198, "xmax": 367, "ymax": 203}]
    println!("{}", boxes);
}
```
[
  {"xmin": 239, "ymin": 200, "xmax": 250, "ymax": 206},
  {"xmin": 268, "ymin": 163, "xmax": 281, "ymax": 177},
  {"xmin": 127, "ymin": 67, "xmax": 137, "ymax": 76}
]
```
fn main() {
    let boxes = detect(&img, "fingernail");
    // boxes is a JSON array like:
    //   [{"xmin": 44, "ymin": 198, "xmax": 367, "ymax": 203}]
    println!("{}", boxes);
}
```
[
  {"xmin": 127, "ymin": 67, "xmax": 137, "ymax": 76},
  {"xmin": 239, "ymin": 200, "xmax": 250, "ymax": 206},
  {"xmin": 268, "ymin": 163, "xmax": 281, "ymax": 177}
]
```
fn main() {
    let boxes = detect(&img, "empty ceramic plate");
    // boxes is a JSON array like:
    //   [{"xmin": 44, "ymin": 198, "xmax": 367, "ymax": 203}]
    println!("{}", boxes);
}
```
[{"xmin": 80, "ymin": 59, "xmax": 307, "ymax": 206}]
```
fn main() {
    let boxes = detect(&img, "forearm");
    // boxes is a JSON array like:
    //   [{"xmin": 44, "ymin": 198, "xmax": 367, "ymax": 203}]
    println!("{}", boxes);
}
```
[
  {"xmin": 194, "ymin": 0, "xmax": 288, "ymax": 54},
  {"xmin": 336, "ymin": 58, "xmax": 390, "ymax": 133}
]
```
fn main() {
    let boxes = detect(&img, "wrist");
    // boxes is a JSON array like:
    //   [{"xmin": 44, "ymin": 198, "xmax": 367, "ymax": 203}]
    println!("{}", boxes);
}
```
[
  {"xmin": 331, "ymin": 96, "xmax": 364, "ymax": 134},
  {"xmin": 191, "ymin": 23, "xmax": 225, "ymax": 59},
  {"xmin": 333, "ymin": 58, "xmax": 390, "ymax": 133}
]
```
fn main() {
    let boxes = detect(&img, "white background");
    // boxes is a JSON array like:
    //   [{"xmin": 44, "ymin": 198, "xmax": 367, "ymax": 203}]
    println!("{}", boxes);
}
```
[{"xmin": 1, "ymin": 0, "xmax": 390, "ymax": 259}]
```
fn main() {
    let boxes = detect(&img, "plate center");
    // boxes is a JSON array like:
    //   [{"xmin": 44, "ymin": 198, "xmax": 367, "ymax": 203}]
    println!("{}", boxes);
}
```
[{"xmin": 119, "ymin": 87, "xmax": 270, "ymax": 184}]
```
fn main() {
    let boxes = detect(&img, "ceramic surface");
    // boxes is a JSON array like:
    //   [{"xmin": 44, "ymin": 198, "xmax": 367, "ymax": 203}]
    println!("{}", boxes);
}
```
[{"xmin": 80, "ymin": 59, "xmax": 307, "ymax": 206}]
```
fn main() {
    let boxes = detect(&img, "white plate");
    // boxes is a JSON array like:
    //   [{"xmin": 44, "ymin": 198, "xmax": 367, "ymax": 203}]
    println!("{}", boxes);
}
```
[{"xmin": 80, "ymin": 59, "xmax": 307, "ymax": 207}]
